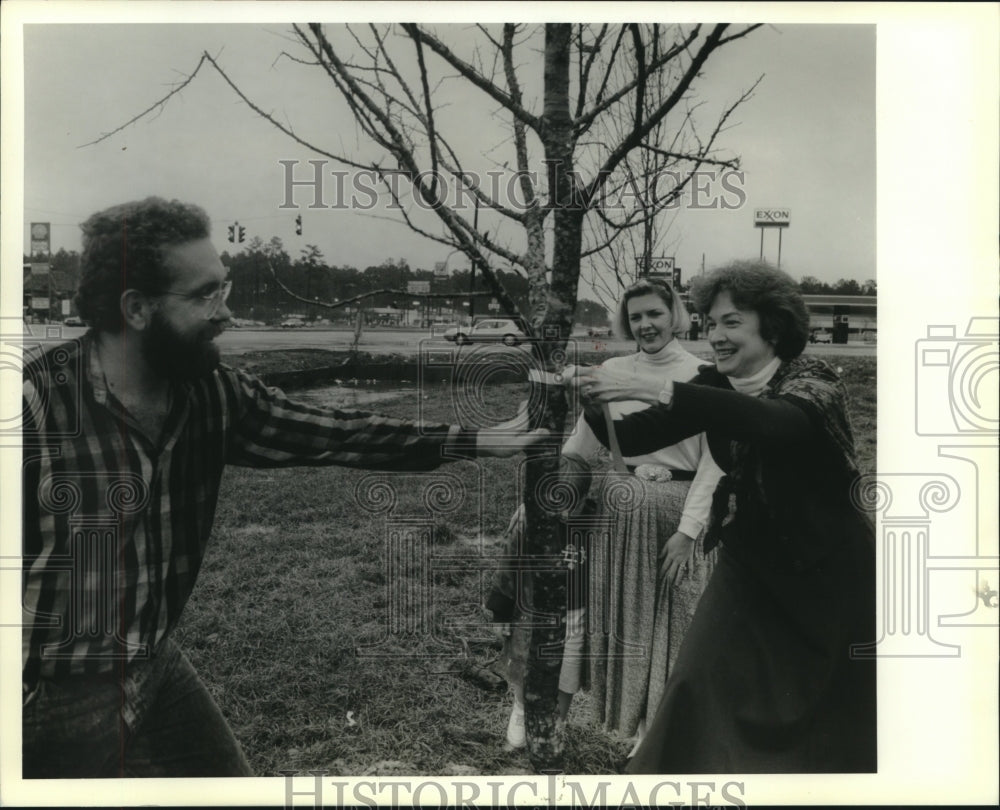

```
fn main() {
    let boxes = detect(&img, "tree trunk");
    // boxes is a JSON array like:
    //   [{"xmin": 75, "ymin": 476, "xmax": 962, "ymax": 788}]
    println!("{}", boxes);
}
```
[{"xmin": 520, "ymin": 22, "xmax": 585, "ymax": 773}]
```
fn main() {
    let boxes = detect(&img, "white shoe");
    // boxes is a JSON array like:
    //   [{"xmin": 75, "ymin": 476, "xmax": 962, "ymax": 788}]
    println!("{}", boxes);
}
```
[
  {"xmin": 506, "ymin": 702, "xmax": 526, "ymax": 749},
  {"xmin": 626, "ymin": 718, "xmax": 647, "ymax": 759}
]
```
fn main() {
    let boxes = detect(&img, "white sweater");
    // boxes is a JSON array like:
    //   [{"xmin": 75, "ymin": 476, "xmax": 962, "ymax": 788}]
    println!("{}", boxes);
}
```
[{"xmin": 561, "ymin": 340, "xmax": 723, "ymax": 540}]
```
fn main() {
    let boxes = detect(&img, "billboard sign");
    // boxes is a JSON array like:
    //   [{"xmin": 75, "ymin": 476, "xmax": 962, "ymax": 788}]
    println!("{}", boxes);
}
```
[
  {"xmin": 407, "ymin": 280, "xmax": 431, "ymax": 294},
  {"xmin": 645, "ymin": 256, "xmax": 675, "ymax": 274},
  {"xmin": 754, "ymin": 208, "xmax": 790, "ymax": 227}
]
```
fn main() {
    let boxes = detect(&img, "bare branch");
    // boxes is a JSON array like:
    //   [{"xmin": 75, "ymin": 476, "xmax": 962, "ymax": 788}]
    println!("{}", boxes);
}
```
[
  {"xmin": 628, "ymin": 24, "xmax": 646, "ymax": 135},
  {"xmin": 475, "ymin": 23, "xmax": 504, "ymax": 51},
  {"xmin": 79, "ymin": 53, "xmax": 211, "ymax": 147},
  {"xmin": 638, "ymin": 143, "xmax": 740, "ymax": 170},
  {"xmin": 583, "ymin": 24, "xmax": 731, "ymax": 205},
  {"xmin": 401, "ymin": 23, "xmax": 543, "ymax": 134},
  {"xmin": 590, "ymin": 26, "xmax": 628, "ymax": 114},
  {"xmin": 718, "ymin": 24, "xmax": 764, "ymax": 46},
  {"xmin": 574, "ymin": 25, "xmax": 701, "ymax": 138},
  {"xmin": 575, "ymin": 23, "xmax": 609, "ymax": 119},
  {"xmin": 272, "ymin": 50, "xmax": 321, "ymax": 69},
  {"xmin": 368, "ymin": 24, "xmax": 423, "ymax": 119},
  {"xmin": 502, "ymin": 24, "xmax": 541, "ymax": 224},
  {"xmin": 371, "ymin": 169, "xmax": 523, "ymax": 271},
  {"xmin": 408, "ymin": 30, "xmax": 440, "ymax": 200}
]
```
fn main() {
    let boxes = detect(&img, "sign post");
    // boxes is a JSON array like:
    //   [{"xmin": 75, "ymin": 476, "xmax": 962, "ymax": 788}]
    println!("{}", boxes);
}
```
[
  {"xmin": 753, "ymin": 208, "xmax": 790, "ymax": 268},
  {"xmin": 407, "ymin": 281, "xmax": 432, "ymax": 327},
  {"xmin": 30, "ymin": 222, "xmax": 51, "ymax": 256},
  {"xmin": 645, "ymin": 256, "xmax": 675, "ymax": 275},
  {"xmin": 29, "ymin": 224, "xmax": 53, "ymax": 319},
  {"xmin": 643, "ymin": 256, "xmax": 681, "ymax": 289}
]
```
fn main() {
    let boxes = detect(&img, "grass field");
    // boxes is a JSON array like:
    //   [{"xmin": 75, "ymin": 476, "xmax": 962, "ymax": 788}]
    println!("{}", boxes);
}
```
[{"xmin": 173, "ymin": 355, "xmax": 876, "ymax": 775}]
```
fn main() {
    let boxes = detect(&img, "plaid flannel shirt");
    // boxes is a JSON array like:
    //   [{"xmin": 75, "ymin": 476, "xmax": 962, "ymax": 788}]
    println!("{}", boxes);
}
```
[{"xmin": 22, "ymin": 333, "xmax": 476, "ymax": 683}]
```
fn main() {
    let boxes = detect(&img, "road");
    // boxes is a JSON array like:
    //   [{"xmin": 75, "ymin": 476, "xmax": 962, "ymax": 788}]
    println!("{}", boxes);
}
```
[{"xmin": 23, "ymin": 324, "xmax": 877, "ymax": 358}]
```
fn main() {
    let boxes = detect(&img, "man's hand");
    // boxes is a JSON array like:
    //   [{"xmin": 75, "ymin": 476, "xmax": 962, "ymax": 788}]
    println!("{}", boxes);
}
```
[
  {"xmin": 475, "ymin": 400, "xmax": 550, "ymax": 458},
  {"xmin": 660, "ymin": 531, "xmax": 696, "ymax": 585}
]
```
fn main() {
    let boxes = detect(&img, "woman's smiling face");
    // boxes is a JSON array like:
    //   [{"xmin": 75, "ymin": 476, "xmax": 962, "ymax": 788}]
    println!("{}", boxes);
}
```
[
  {"xmin": 627, "ymin": 292, "xmax": 674, "ymax": 353},
  {"xmin": 705, "ymin": 290, "xmax": 777, "ymax": 378}
]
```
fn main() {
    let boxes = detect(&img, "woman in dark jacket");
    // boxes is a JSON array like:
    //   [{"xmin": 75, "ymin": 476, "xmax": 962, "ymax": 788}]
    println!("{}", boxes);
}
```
[{"xmin": 577, "ymin": 260, "xmax": 876, "ymax": 773}]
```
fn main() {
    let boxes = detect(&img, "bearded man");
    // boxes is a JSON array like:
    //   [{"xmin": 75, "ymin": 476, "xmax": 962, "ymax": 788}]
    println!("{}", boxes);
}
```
[{"xmin": 21, "ymin": 197, "xmax": 546, "ymax": 778}]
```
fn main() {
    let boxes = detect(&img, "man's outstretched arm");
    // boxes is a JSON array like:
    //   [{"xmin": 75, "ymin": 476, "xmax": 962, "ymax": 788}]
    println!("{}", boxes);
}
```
[{"xmin": 221, "ymin": 368, "xmax": 548, "ymax": 471}]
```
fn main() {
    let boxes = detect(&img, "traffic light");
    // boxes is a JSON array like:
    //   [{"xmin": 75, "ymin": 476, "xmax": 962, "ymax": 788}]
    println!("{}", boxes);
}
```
[
  {"xmin": 672, "ymin": 267, "xmax": 682, "ymax": 289},
  {"xmin": 238, "ymin": 226, "xmax": 246, "ymax": 243},
  {"xmin": 295, "ymin": 214, "xmax": 302, "ymax": 235},
  {"xmin": 228, "ymin": 224, "xmax": 235, "ymax": 243}
]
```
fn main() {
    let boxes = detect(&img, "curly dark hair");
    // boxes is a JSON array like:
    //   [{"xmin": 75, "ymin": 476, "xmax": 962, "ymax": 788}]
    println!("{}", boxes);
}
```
[
  {"xmin": 74, "ymin": 197, "xmax": 211, "ymax": 332},
  {"xmin": 690, "ymin": 260, "xmax": 809, "ymax": 359},
  {"xmin": 613, "ymin": 277, "xmax": 691, "ymax": 341}
]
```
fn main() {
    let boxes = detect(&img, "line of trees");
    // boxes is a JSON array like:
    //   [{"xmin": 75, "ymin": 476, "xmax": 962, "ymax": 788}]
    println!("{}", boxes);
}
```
[
  {"xmin": 24, "ymin": 243, "xmax": 611, "ymax": 327},
  {"xmin": 799, "ymin": 275, "xmax": 876, "ymax": 296},
  {"xmin": 26, "ymin": 246, "xmax": 872, "ymax": 326},
  {"xmin": 221, "ymin": 237, "xmax": 614, "ymax": 326}
]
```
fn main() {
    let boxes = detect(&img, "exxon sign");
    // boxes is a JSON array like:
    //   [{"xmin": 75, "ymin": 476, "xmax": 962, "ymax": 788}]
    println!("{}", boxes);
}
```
[{"xmin": 753, "ymin": 208, "xmax": 790, "ymax": 227}]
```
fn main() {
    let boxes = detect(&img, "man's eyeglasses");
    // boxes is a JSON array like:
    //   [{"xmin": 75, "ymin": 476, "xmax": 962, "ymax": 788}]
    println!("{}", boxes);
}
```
[{"xmin": 153, "ymin": 280, "xmax": 232, "ymax": 319}]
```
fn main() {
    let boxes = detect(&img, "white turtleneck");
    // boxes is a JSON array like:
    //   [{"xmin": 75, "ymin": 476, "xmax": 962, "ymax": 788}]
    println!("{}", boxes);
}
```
[
  {"xmin": 630, "ymin": 338, "xmax": 691, "ymax": 368},
  {"xmin": 562, "ymin": 338, "xmax": 723, "ymax": 539},
  {"xmin": 727, "ymin": 356, "xmax": 781, "ymax": 397}
]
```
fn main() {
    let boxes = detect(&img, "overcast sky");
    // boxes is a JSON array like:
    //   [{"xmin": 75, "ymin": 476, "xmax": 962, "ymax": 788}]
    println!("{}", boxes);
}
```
[{"xmin": 21, "ymin": 20, "xmax": 875, "ymax": 297}]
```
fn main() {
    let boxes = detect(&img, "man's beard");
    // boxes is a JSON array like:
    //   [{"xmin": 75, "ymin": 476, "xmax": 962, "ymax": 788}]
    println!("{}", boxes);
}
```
[{"xmin": 142, "ymin": 310, "xmax": 221, "ymax": 382}]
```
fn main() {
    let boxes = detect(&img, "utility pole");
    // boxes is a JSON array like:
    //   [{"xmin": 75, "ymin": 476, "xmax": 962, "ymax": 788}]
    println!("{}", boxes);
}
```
[
  {"xmin": 253, "ymin": 254, "xmax": 260, "ymax": 317},
  {"xmin": 468, "ymin": 197, "xmax": 479, "ymax": 321},
  {"xmin": 642, "ymin": 175, "xmax": 654, "ymax": 276}
]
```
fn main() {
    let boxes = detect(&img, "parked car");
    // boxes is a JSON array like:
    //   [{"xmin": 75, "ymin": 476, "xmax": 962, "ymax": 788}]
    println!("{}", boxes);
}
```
[
  {"xmin": 810, "ymin": 328, "xmax": 833, "ymax": 344},
  {"xmin": 587, "ymin": 325, "xmax": 613, "ymax": 337},
  {"xmin": 281, "ymin": 317, "xmax": 306, "ymax": 329},
  {"xmin": 63, "ymin": 316, "xmax": 85, "ymax": 327},
  {"xmin": 444, "ymin": 318, "xmax": 527, "ymax": 346}
]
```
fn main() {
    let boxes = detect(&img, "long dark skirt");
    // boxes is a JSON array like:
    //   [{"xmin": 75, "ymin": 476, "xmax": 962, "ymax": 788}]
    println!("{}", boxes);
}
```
[{"xmin": 626, "ymin": 546, "xmax": 876, "ymax": 774}]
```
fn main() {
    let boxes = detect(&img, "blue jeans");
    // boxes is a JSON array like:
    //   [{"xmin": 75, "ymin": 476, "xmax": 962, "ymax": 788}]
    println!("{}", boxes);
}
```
[{"xmin": 22, "ymin": 638, "xmax": 252, "ymax": 778}]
